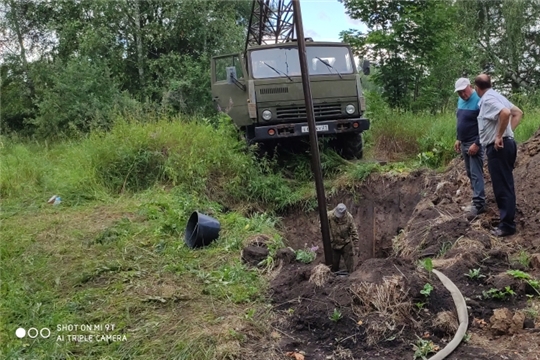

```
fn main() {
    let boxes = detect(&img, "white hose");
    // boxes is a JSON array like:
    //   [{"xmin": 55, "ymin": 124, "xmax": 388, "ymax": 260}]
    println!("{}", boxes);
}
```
[{"xmin": 428, "ymin": 269, "xmax": 469, "ymax": 360}]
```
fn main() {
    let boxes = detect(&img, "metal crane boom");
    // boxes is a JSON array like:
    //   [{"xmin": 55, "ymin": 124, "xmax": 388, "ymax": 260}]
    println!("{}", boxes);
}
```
[{"xmin": 245, "ymin": 0, "xmax": 295, "ymax": 52}]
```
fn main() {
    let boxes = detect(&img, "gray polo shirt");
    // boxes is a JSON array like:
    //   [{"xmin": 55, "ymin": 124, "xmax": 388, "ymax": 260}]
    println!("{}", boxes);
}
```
[{"xmin": 478, "ymin": 89, "xmax": 515, "ymax": 146}]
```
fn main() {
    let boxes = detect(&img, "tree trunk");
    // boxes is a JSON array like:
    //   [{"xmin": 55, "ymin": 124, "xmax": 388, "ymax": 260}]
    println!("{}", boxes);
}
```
[
  {"xmin": 8, "ymin": 0, "xmax": 34, "ymax": 97},
  {"xmin": 133, "ymin": 0, "xmax": 145, "ymax": 88}
]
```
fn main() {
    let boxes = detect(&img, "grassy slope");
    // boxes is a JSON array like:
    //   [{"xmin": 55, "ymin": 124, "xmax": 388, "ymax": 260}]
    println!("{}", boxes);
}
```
[{"xmin": 1, "ymin": 110, "xmax": 539, "ymax": 359}]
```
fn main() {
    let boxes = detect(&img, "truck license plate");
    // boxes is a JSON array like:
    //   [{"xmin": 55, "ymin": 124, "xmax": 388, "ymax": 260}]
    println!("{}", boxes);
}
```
[{"xmin": 301, "ymin": 124, "xmax": 329, "ymax": 133}]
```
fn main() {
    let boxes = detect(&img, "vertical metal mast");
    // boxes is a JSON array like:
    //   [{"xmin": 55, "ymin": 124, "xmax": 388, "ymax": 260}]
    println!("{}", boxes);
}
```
[
  {"xmin": 292, "ymin": 0, "xmax": 333, "ymax": 266},
  {"xmin": 245, "ymin": 0, "xmax": 295, "ymax": 50}
]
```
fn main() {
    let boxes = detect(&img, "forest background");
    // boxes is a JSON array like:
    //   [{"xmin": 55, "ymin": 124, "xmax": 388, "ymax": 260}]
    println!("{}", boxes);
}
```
[{"xmin": 2, "ymin": 0, "xmax": 540, "ymax": 139}]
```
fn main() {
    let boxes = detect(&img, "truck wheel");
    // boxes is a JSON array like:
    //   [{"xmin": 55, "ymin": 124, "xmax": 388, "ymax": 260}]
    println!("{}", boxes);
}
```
[{"xmin": 334, "ymin": 133, "xmax": 363, "ymax": 160}]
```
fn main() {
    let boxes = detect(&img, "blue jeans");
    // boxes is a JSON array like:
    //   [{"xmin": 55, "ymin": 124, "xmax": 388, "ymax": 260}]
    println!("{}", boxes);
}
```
[
  {"xmin": 486, "ymin": 138, "xmax": 517, "ymax": 233},
  {"xmin": 461, "ymin": 141, "xmax": 485, "ymax": 209}
]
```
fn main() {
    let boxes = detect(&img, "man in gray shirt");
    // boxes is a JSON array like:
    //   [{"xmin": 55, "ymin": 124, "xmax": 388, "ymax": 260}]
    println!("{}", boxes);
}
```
[{"xmin": 474, "ymin": 74, "xmax": 523, "ymax": 237}]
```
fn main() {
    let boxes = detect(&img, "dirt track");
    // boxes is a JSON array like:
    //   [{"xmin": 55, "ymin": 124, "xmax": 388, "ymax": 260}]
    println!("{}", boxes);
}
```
[{"xmin": 245, "ymin": 129, "xmax": 540, "ymax": 359}]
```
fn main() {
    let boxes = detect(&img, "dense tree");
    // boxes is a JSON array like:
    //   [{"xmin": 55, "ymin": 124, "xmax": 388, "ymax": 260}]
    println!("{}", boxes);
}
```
[
  {"xmin": 456, "ymin": 0, "xmax": 540, "ymax": 93},
  {"xmin": 340, "ymin": 0, "xmax": 539, "ymax": 111},
  {"xmin": 1, "ymin": 0, "xmax": 250, "ymax": 136},
  {"xmin": 2, "ymin": 0, "xmax": 537, "ymax": 136},
  {"xmin": 339, "ymin": 0, "xmax": 473, "ymax": 112}
]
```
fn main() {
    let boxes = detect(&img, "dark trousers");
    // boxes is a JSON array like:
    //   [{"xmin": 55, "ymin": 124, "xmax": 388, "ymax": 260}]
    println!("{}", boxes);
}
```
[
  {"xmin": 461, "ymin": 141, "xmax": 486, "ymax": 209},
  {"xmin": 332, "ymin": 242, "xmax": 355, "ymax": 273},
  {"xmin": 486, "ymin": 138, "xmax": 517, "ymax": 233}
]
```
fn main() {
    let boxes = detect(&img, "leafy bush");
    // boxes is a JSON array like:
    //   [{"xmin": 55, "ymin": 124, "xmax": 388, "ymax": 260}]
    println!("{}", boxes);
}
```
[
  {"xmin": 32, "ymin": 59, "xmax": 127, "ymax": 138},
  {"xmin": 295, "ymin": 248, "xmax": 317, "ymax": 264}
]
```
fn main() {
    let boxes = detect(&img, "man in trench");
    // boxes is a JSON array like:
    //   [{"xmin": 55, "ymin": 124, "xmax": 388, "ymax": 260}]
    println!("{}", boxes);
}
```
[{"xmin": 327, "ymin": 203, "xmax": 360, "ymax": 274}]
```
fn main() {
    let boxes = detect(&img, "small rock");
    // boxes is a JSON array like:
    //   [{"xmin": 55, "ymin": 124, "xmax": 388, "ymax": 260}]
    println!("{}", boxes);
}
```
[{"xmin": 490, "ymin": 308, "xmax": 513, "ymax": 335}]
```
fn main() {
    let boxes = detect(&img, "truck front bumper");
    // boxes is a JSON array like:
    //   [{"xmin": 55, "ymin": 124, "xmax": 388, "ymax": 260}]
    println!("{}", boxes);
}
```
[{"xmin": 252, "ymin": 118, "xmax": 370, "ymax": 142}]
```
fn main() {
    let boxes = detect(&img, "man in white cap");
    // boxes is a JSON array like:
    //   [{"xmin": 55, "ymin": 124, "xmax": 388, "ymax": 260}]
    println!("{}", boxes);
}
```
[
  {"xmin": 327, "ymin": 203, "xmax": 359, "ymax": 274},
  {"xmin": 454, "ymin": 77, "xmax": 486, "ymax": 219}
]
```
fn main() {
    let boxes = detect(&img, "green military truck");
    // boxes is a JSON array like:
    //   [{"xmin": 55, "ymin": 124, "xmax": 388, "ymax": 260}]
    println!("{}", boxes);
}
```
[{"xmin": 211, "ymin": 39, "xmax": 370, "ymax": 159}]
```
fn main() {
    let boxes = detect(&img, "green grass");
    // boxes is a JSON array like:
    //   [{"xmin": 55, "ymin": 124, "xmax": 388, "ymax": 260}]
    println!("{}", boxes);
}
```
[
  {"xmin": 0, "ymin": 189, "xmax": 281, "ymax": 359},
  {"xmin": 515, "ymin": 109, "xmax": 540, "ymax": 143},
  {"xmin": 1, "ymin": 107, "xmax": 539, "ymax": 359}
]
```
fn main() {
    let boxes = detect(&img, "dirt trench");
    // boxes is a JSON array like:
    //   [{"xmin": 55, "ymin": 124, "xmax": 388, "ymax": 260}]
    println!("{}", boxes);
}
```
[{"xmin": 281, "ymin": 169, "xmax": 430, "ymax": 262}]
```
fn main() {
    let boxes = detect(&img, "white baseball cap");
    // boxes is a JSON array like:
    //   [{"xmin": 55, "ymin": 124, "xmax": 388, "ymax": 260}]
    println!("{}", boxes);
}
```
[
  {"xmin": 334, "ymin": 203, "xmax": 347, "ymax": 218},
  {"xmin": 454, "ymin": 78, "xmax": 470, "ymax": 92}
]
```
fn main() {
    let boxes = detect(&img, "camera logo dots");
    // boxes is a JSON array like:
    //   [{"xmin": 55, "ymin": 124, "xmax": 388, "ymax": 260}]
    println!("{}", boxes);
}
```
[{"xmin": 15, "ymin": 327, "xmax": 51, "ymax": 339}]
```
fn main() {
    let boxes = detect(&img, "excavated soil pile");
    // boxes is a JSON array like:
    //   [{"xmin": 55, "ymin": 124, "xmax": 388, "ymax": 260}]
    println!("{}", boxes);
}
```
[{"xmin": 245, "ymin": 129, "xmax": 540, "ymax": 360}]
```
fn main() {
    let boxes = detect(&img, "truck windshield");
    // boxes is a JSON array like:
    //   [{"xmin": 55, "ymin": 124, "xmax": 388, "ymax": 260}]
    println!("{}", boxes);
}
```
[{"xmin": 250, "ymin": 46, "xmax": 354, "ymax": 79}]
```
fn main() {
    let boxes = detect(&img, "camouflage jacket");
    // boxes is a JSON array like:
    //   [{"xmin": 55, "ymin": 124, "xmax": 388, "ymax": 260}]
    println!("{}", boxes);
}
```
[{"xmin": 327, "ymin": 210, "xmax": 360, "ymax": 250}]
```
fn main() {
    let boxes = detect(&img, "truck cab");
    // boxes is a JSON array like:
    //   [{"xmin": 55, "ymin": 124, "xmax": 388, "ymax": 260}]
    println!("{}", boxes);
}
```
[{"xmin": 211, "ymin": 40, "xmax": 370, "ymax": 159}]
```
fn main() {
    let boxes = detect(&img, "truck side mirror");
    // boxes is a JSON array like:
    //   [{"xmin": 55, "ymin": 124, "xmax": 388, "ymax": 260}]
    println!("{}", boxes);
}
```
[
  {"xmin": 226, "ymin": 66, "xmax": 246, "ymax": 91},
  {"xmin": 362, "ymin": 60, "xmax": 370, "ymax": 76},
  {"xmin": 226, "ymin": 66, "xmax": 238, "ymax": 84}
]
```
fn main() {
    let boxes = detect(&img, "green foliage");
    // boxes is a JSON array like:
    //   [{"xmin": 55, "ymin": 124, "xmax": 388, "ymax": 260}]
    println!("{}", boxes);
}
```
[
  {"xmin": 437, "ymin": 241, "xmax": 453, "ymax": 257},
  {"xmin": 295, "ymin": 248, "xmax": 317, "ymax": 264},
  {"xmin": 482, "ymin": 286, "xmax": 516, "ymax": 300},
  {"xmin": 342, "ymin": 0, "xmax": 540, "ymax": 112},
  {"xmin": 92, "ymin": 218, "xmax": 133, "ymax": 245},
  {"xmin": 507, "ymin": 269, "xmax": 532, "ymax": 280},
  {"xmin": 0, "ymin": 61, "xmax": 36, "ymax": 133},
  {"xmin": 1, "ymin": 0, "xmax": 251, "ymax": 137},
  {"xmin": 349, "ymin": 162, "xmax": 381, "ymax": 181},
  {"xmin": 341, "ymin": 0, "xmax": 470, "ymax": 112},
  {"xmin": 32, "ymin": 59, "xmax": 127, "ymax": 138},
  {"xmin": 457, "ymin": 0, "xmax": 540, "ymax": 93},
  {"xmin": 197, "ymin": 261, "xmax": 263, "ymax": 303},
  {"xmin": 419, "ymin": 258, "xmax": 433, "ymax": 273},
  {"xmin": 511, "ymin": 250, "xmax": 532, "ymax": 268},
  {"xmin": 329, "ymin": 308, "xmax": 343, "ymax": 322},
  {"xmin": 364, "ymin": 91, "xmax": 459, "ymax": 166},
  {"xmin": 0, "ymin": 114, "xmax": 318, "ymax": 215},
  {"xmin": 420, "ymin": 283, "xmax": 433, "ymax": 297},
  {"xmin": 87, "ymin": 117, "xmax": 251, "ymax": 195},
  {"xmin": 412, "ymin": 336, "xmax": 439, "ymax": 360},
  {"xmin": 151, "ymin": 54, "xmax": 215, "ymax": 115},
  {"xmin": 465, "ymin": 268, "xmax": 486, "ymax": 280},
  {"xmin": 507, "ymin": 270, "xmax": 540, "ymax": 296}
]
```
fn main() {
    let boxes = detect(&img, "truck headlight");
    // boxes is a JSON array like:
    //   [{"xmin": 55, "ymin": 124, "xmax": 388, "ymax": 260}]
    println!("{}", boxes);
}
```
[
  {"xmin": 262, "ymin": 110, "xmax": 272, "ymax": 121},
  {"xmin": 345, "ymin": 104, "xmax": 355, "ymax": 114}
]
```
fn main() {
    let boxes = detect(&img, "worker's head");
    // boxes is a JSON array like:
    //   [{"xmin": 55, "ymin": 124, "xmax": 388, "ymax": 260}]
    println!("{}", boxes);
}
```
[
  {"xmin": 454, "ymin": 78, "xmax": 473, "ymax": 101},
  {"xmin": 334, "ymin": 203, "xmax": 347, "ymax": 219},
  {"xmin": 474, "ymin": 74, "xmax": 492, "ymax": 97}
]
